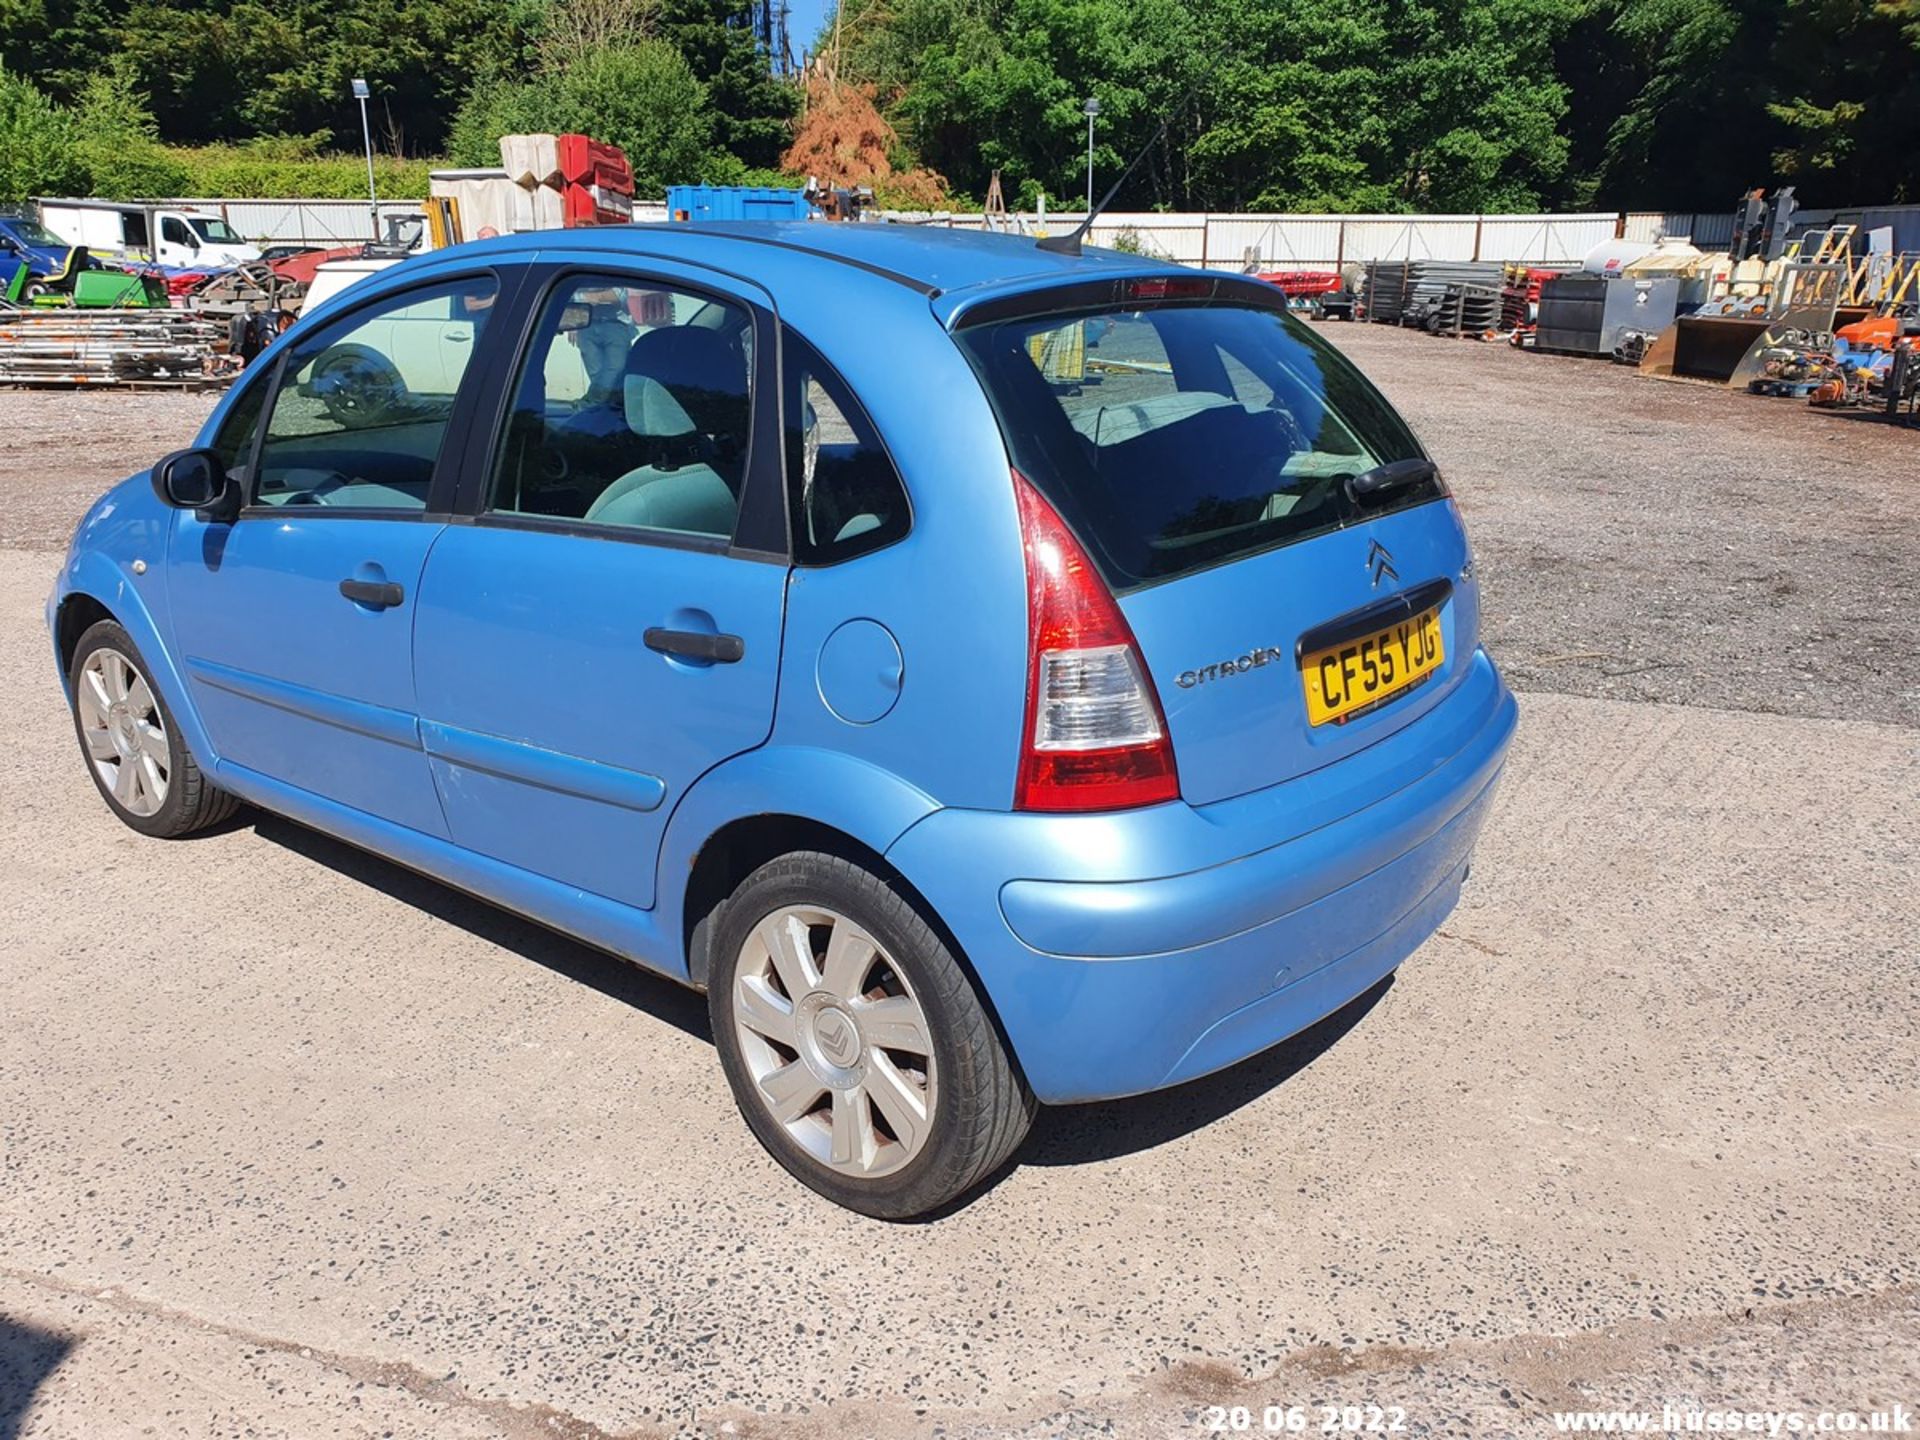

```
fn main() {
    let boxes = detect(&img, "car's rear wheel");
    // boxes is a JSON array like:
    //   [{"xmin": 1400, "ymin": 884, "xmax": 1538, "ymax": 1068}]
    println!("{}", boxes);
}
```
[
  {"xmin": 709, "ymin": 851, "xmax": 1034, "ymax": 1219},
  {"xmin": 68, "ymin": 619, "xmax": 240, "ymax": 838}
]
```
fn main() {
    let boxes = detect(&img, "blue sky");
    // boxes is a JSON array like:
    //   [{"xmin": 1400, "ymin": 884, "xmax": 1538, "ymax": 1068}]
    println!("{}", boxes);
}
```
[{"xmin": 783, "ymin": 0, "xmax": 832, "ymax": 65}]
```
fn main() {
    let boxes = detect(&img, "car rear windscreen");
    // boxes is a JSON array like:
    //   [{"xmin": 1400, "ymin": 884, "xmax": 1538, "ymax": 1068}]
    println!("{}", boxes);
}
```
[{"xmin": 952, "ymin": 298, "xmax": 1442, "ymax": 592}]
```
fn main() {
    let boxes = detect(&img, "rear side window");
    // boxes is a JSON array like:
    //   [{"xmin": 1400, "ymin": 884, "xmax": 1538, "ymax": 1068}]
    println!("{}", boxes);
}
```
[
  {"xmin": 487, "ymin": 275, "xmax": 753, "ymax": 541},
  {"xmin": 953, "ymin": 301, "xmax": 1436, "ymax": 591},
  {"xmin": 781, "ymin": 330, "xmax": 909, "ymax": 563}
]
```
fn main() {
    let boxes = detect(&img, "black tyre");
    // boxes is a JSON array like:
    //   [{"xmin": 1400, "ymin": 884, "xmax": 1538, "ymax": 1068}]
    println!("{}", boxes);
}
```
[
  {"xmin": 709, "ymin": 851, "xmax": 1035, "ymax": 1219},
  {"xmin": 67, "ymin": 619, "xmax": 241, "ymax": 839}
]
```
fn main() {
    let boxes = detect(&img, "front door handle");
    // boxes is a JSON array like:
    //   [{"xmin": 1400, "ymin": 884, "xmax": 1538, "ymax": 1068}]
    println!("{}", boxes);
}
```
[
  {"xmin": 645, "ymin": 627, "xmax": 745, "ymax": 663},
  {"xmin": 339, "ymin": 577, "xmax": 405, "ymax": 609}
]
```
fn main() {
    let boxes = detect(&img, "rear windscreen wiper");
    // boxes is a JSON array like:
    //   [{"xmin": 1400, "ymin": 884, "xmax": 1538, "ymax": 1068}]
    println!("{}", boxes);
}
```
[{"xmin": 1345, "ymin": 458, "xmax": 1438, "ymax": 504}]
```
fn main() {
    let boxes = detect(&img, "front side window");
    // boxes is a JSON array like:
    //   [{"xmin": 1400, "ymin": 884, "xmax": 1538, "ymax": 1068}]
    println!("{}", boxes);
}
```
[
  {"xmin": 161, "ymin": 217, "xmax": 194, "ymax": 247},
  {"xmin": 954, "ymin": 300, "xmax": 1436, "ymax": 591},
  {"xmin": 252, "ymin": 274, "xmax": 497, "ymax": 511},
  {"xmin": 782, "ymin": 330, "xmax": 909, "ymax": 563},
  {"xmin": 488, "ymin": 275, "xmax": 753, "ymax": 541}
]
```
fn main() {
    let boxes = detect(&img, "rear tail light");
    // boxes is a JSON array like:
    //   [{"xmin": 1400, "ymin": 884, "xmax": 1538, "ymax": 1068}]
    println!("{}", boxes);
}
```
[{"xmin": 1013, "ymin": 471, "xmax": 1180, "ymax": 811}]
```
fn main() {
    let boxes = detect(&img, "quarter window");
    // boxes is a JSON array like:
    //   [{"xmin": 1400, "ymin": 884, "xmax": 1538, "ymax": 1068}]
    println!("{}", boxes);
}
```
[
  {"xmin": 209, "ymin": 376, "xmax": 268, "ymax": 478},
  {"xmin": 487, "ymin": 275, "xmax": 754, "ymax": 541},
  {"xmin": 251, "ymin": 275, "xmax": 497, "ymax": 511},
  {"xmin": 782, "ymin": 330, "xmax": 909, "ymax": 563}
]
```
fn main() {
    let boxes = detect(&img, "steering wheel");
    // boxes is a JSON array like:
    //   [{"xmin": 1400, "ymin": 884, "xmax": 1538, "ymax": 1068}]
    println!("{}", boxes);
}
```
[{"xmin": 279, "ymin": 470, "xmax": 355, "ymax": 507}]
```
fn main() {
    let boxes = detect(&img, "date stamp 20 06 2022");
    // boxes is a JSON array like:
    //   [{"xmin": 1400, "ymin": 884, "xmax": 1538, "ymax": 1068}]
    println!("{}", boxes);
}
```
[{"xmin": 1200, "ymin": 1404, "xmax": 1408, "ymax": 1434}]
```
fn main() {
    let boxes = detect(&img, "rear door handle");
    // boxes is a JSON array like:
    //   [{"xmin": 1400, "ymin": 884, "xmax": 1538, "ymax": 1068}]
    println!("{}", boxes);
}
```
[
  {"xmin": 645, "ymin": 627, "xmax": 745, "ymax": 663},
  {"xmin": 339, "ymin": 578, "xmax": 405, "ymax": 609}
]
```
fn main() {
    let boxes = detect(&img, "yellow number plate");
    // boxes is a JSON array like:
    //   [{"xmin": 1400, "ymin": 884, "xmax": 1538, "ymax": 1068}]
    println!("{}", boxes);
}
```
[{"xmin": 1301, "ymin": 604, "xmax": 1444, "ymax": 726}]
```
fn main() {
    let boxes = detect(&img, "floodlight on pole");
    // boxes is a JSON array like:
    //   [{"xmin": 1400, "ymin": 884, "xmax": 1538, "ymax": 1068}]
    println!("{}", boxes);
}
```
[
  {"xmin": 351, "ymin": 78, "xmax": 378, "ymax": 242},
  {"xmin": 1083, "ymin": 97, "xmax": 1101, "ymax": 213}
]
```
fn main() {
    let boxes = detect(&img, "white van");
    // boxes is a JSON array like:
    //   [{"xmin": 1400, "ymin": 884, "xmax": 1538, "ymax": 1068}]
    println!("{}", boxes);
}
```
[{"xmin": 38, "ymin": 201, "xmax": 263, "ymax": 268}]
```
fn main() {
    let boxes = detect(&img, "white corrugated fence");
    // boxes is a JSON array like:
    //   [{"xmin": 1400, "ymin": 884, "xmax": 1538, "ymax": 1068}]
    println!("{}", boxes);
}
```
[{"xmin": 145, "ymin": 197, "xmax": 1920, "ymax": 264}]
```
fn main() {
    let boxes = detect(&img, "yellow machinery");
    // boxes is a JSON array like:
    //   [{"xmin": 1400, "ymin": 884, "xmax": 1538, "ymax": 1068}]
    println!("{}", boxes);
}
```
[
  {"xmin": 1639, "ymin": 224, "xmax": 1894, "ymax": 385},
  {"xmin": 421, "ymin": 196, "xmax": 463, "ymax": 251}
]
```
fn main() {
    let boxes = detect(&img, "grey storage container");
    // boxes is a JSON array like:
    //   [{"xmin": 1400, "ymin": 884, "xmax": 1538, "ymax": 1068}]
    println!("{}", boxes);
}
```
[{"xmin": 1536, "ymin": 274, "xmax": 1680, "ymax": 355}]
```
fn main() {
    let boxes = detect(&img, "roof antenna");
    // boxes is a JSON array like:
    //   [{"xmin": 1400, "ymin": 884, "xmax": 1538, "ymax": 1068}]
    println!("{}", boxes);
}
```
[{"xmin": 1037, "ymin": 118, "xmax": 1169, "ymax": 257}]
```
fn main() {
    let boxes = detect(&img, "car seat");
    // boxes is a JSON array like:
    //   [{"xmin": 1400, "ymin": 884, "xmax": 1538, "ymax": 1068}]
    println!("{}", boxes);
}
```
[
  {"xmin": 27, "ymin": 244, "xmax": 91, "ymax": 306},
  {"xmin": 585, "ymin": 325, "xmax": 748, "ymax": 535}
]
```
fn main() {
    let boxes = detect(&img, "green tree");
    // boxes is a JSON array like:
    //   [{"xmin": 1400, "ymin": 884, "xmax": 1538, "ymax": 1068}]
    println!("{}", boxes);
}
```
[
  {"xmin": 105, "ymin": 0, "xmax": 542, "ymax": 154},
  {"xmin": 834, "ymin": 0, "xmax": 1578, "ymax": 212},
  {"xmin": 1580, "ymin": 0, "xmax": 1920, "ymax": 207},
  {"xmin": 0, "ymin": 0, "xmax": 124, "ymax": 106},
  {"xmin": 71, "ymin": 64, "xmax": 192, "ymax": 198},
  {"xmin": 450, "ymin": 41, "xmax": 716, "ymax": 196},
  {"xmin": 657, "ymin": 0, "xmax": 797, "ymax": 167},
  {"xmin": 0, "ymin": 65, "xmax": 82, "ymax": 202}
]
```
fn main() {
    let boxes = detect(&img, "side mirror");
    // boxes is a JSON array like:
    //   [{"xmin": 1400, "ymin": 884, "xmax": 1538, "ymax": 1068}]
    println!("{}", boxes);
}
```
[{"xmin": 151, "ymin": 448, "xmax": 236, "ymax": 517}]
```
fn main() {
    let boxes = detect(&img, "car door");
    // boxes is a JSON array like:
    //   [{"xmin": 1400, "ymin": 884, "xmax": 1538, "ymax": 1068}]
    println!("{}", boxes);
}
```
[
  {"xmin": 166, "ymin": 267, "xmax": 515, "ymax": 838},
  {"xmin": 158, "ymin": 214, "xmax": 198, "ymax": 267},
  {"xmin": 411, "ymin": 262, "xmax": 789, "ymax": 909}
]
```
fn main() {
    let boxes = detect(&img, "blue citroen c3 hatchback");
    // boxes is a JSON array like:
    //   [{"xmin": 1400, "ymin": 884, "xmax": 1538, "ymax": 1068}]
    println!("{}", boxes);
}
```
[{"xmin": 49, "ymin": 224, "xmax": 1516, "ymax": 1217}]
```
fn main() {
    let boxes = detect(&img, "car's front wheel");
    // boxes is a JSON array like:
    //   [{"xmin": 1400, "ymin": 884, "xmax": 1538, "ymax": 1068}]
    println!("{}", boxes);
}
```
[
  {"xmin": 67, "ymin": 619, "xmax": 241, "ymax": 838},
  {"xmin": 709, "ymin": 851, "xmax": 1035, "ymax": 1219}
]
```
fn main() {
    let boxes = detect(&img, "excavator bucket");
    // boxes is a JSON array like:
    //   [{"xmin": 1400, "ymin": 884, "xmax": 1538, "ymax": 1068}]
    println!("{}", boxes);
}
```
[{"xmin": 1639, "ymin": 314, "xmax": 1773, "ymax": 383}]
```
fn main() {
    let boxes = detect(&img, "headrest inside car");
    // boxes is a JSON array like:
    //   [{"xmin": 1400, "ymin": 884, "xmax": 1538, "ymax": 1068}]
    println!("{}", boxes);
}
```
[
  {"xmin": 623, "ymin": 375, "xmax": 697, "ymax": 438},
  {"xmin": 623, "ymin": 325, "xmax": 748, "ymax": 441}
]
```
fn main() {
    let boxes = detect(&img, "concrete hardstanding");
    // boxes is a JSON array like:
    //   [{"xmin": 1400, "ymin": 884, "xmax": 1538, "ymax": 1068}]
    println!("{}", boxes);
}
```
[{"xmin": 2, "ymin": 323, "xmax": 1915, "ymax": 1436}]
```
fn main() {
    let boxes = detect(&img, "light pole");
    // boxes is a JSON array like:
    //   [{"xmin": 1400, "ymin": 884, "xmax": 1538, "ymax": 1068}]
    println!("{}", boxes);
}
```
[
  {"xmin": 351, "ymin": 78, "xmax": 378, "ymax": 243},
  {"xmin": 1083, "ymin": 97, "xmax": 1101, "ymax": 213}
]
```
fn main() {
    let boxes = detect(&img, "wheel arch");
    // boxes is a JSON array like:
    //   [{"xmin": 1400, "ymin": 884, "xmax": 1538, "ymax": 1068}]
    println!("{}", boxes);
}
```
[
  {"xmin": 54, "ymin": 591, "xmax": 116, "ymax": 680},
  {"xmin": 682, "ymin": 812, "xmax": 896, "ymax": 989},
  {"xmin": 678, "ymin": 807, "xmax": 1030, "ymax": 1094},
  {"xmin": 660, "ymin": 748, "xmax": 1023, "ymax": 1071},
  {"xmin": 52, "ymin": 561, "xmax": 217, "ymax": 768}
]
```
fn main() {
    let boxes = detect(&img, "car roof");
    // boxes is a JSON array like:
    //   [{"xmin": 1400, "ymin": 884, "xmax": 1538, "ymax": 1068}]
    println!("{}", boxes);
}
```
[
  {"xmin": 659, "ymin": 221, "xmax": 1169, "ymax": 293},
  {"xmin": 297, "ymin": 219, "xmax": 1214, "ymax": 344},
  {"xmin": 457, "ymin": 220, "xmax": 1180, "ymax": 306}
]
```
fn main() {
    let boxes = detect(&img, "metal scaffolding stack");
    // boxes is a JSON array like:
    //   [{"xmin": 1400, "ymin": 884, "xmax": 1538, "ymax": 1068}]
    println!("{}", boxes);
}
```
[
  {"xmin": 0, "ymin": 308, "xmax": 225, "ymax": 387},
  {"xmin": 1364, "ymin": 260, "xmax": 1508, "ymax": 332},
  {"xmin": 1363, "ymin": 260, "xmax": 1416, "ymax": 323},
  {"xmin": 1416, "ymin": 282, "xmax": 1504, "ymax": 336}
]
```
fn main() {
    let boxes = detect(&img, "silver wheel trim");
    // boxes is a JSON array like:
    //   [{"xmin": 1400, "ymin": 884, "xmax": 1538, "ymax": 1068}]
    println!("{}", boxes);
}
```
[
  {"xmin": 76, "ymin": 649, "xmax": 170, "ymax": 818},
  {"xmin": 732, "ymin": 905, "xmax": 938, "ymax": 1180}
]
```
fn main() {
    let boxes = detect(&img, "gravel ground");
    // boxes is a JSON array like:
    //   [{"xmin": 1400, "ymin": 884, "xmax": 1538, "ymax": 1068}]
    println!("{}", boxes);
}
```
[
  {"xmin": 2, "ymin": 545, "xmax": 1915, "ymax": 1433},
  {"xmin": 0, "ymin": 389, "xmax": 217, "ymax": 552},
  {"xmin": 6, "ymin": 326, "xmax": 1915, "ymax": 725},
  {"xmin": 1314, "ymin": 324, "xmax": 1920, "ymax": 728}
]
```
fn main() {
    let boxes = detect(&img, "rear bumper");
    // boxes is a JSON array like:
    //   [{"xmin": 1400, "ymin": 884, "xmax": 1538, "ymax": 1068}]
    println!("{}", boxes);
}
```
[{"xmin": 886, "ymin": 648, "xmax": 1517, "ymax": 1103}]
